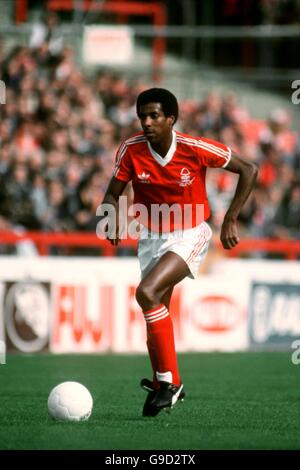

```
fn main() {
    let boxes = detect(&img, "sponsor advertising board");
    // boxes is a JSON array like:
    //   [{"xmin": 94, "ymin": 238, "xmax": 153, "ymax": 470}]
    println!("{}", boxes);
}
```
[
  {"xmin": 0, "ymin": 283, "xmax": 5, "ymax": 363},
  {"xmin": 214, "ymin": 259, "xmax": 300, "ymax": 350},
  {"xmin": 0, "ymin": 257, "xmax": 249, "ymax": 353},
  {"xmin": 83, "ymin": 26, "xmax": 134, "ymax": 65},
  {"xmin": 4, "ymin": 281, "xmax": 50, "ymax": 353},
  {"xmin": 249, "ymin": 282, "xmax": 300, "ymax": 349},
  {"xmin": 1, "ymin": 257, "xmax": 299, "ymax": 353},
  {"xmin": 179, "ymin": 277, "xmax": 248, "ymax": 351}
]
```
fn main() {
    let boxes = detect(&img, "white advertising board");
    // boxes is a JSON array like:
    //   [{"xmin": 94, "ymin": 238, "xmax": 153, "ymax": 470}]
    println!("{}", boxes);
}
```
[
  {"xmin": 0, "ymin": 283, "xmax": 5, "ymax": 363},
  {"xmin": 0, "ymin": 257, "xmax": 250, "ymax": 353},
  {"xmin": 178, "ymin": 276, "xmax": 249, "ymax": 351},
  {"xmin": 213, "ymin": 259, "xmax": 300, "ymax": 349},
  {"xmin": 83, "ymin": 25, "xmax": 134, "ymax": 65}
]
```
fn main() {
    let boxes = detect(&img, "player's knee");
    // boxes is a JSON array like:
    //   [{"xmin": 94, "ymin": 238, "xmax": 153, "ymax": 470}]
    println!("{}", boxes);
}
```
[{"xmin": 136, "ymin": 282, "xmax": 157, "ymax": 309}]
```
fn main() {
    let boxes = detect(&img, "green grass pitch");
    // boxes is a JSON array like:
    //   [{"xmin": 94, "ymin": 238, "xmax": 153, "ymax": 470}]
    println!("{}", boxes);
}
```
[{"xmin": 0, "ymin": 352, "xmax": 300, "ymax": 450}]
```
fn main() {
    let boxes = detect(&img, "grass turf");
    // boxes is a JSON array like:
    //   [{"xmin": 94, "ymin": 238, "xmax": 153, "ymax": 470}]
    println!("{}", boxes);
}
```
[{"xmin": 0, "ymin": 352, "xmax": 300, "ymax": 450}]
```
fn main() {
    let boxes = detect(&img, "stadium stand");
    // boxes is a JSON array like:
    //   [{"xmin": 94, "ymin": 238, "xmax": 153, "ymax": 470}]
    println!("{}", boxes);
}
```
[{"xmin": 0, "ymin": 27, "xmax": 299, "ymax": 257}]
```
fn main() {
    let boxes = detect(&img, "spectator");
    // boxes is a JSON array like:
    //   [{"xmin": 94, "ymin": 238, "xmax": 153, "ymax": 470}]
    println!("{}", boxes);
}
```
[
  {"xmin": 1, "ymin": 37, "xmax": 299, "ymax": 253},
  {"xmin": 29, "ymin": 12, "xmax": 63, "ymax": 57},
  {"xmin": 272, "ymin": 182, "xmax": 300, "ymax": 240}
]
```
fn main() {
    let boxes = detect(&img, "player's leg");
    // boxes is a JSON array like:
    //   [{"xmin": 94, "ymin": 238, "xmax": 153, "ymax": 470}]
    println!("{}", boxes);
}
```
[
  {"xmin": 141, "ymin": 282, "xmax": 185, "ymax": 415},
  {"xmin": 136, "ymin": 251, "xmax": 189, "ymax": 311},
  {"xmin": 137, "ymin": 238, "xmax": 177, "ymax": 399},
  {"xmin": 161, "ymin": 286, "xmax": 174, "ymax": 310},
  {"xmin": 143, "ymin": 285, "xmax": 174, "ymax": 390},
  {"xmin": 136, "ymin": 252, "xmax": 189, "ymax": 386},
  {"xmin": 136, "ymin": 252, "xmax": 189, "ymax": 415},
  {"xmin": 139, "ymin": 223, "xmax": 212, "ymax": 415}
]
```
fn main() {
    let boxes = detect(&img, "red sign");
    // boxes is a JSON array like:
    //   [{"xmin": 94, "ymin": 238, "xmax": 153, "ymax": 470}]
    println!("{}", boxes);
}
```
[
  {"xmin": 192, "ymin": 295, "xmax": 243, "ymax": 333},
  {"xmin": 52, "ymin": 284, "xmax": 113, "ymax": 350}
]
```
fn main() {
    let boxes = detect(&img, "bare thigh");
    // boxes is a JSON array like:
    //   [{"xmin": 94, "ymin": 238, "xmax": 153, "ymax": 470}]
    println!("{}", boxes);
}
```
[{"xmin": 136, "ymin": 251, "xmax": 190, "ymax": 311}]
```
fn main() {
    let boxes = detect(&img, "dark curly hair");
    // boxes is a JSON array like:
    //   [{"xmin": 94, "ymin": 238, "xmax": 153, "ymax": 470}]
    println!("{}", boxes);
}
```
[{"xmin": 136, "ymin": 88, "xmax": 179, "ymax": 123}]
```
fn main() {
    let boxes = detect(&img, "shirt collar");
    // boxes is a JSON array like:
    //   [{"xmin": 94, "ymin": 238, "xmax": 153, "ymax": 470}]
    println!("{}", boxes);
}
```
[{"xmin": 147, "ymin": 130, "xmax": 177, "ymax": 167}]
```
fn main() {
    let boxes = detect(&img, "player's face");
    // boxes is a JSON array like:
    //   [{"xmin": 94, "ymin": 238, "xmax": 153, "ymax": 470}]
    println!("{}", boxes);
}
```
[{"xmin": 139, "ymin": 103, "xmax": 174, "ymax": 145}]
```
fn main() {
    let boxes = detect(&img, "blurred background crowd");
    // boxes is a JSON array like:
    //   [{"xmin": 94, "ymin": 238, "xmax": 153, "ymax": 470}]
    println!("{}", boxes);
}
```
[{"xmin": 0, "ymin": 15, "xmax": 300, "ymax": 255}]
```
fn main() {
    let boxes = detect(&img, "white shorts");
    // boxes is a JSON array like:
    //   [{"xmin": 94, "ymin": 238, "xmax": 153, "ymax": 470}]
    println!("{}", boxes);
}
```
[{"xmin": 137, "ymin": 222, "xmax": 213, "ymax": 279}]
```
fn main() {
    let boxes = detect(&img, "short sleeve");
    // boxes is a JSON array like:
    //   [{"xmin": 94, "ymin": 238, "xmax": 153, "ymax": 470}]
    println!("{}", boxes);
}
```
[
  {"xmin": 113, "ymin": 142, "xmax": 133, "ymax": 182},
  {"xmin": 196, "ymin": 137, "xmax": 231, "ymax": 168}
]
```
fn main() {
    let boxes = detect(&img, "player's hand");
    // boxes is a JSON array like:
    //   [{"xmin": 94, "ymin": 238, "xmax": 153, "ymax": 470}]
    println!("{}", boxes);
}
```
[
  {"xmin": 105, "ymin": 222, "xmax": 120, "ymax": 246},
  {"xmin": 105, "ymin": 206, "xmax": 122, "ymax": 246},
  {"xmin": 220, "ymin": 217, "xmax": 240, "ymax": 250},
  {"xmin": 107, "ymin": 236, "xmax": 120, "ymax": 246}
]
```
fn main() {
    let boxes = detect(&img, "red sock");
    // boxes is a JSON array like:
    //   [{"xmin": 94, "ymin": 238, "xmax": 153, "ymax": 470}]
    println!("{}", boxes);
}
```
[
  {"xmin": 143, "ymin": 304, "xmax": 180, "ymax": 386},
  {"xmin": 146, "ymin": 336, "xmax": 160, "ymax": 389}
]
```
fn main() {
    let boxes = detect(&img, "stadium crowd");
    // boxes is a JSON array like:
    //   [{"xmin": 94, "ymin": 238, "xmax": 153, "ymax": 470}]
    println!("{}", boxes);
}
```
[{"xmin": 0, "ymin": 36, "xmax": 300, "ymax": 255}]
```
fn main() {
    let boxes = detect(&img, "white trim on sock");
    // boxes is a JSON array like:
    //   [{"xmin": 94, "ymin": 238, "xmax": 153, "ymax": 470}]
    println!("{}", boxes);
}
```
[
  {"xmin": 156, "ymin": 371, "xmax": 173, "ymax": 383},
  {"xmin": 144, "ymin": 306, "xmax": 169, "ymax": 324},
  {"xmin": 144, "ymin": 306, "xmax": 167, "ymax": 319},
  {"xmin": 146, "ymin": 311, "xmax": 169, "ymax": 323}
]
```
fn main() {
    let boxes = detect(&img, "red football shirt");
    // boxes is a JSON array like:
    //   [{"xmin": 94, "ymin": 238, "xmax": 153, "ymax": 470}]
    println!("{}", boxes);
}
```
[{"xmin": 113, "ymin": 130, "xmax": 231, "ymax": 232}]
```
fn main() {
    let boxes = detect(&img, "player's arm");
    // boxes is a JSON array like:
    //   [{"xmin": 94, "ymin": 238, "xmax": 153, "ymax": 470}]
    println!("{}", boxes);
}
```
[
  {"xmin": 102, "ymin": 176, "xmax": 127, "ymax": 207},
  {"xmin": 220, "ymin": 154, "xmax": 258, "ymax": 249},
  {"xmin": 99, "ymin": 176, "xmax": 128, "ymax": 246}
]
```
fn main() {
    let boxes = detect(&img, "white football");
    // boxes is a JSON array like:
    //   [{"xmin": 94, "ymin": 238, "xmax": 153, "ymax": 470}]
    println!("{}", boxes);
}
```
[{"xmin": 47, "ymin": 381, "xmax": 93, "ymax": 422}]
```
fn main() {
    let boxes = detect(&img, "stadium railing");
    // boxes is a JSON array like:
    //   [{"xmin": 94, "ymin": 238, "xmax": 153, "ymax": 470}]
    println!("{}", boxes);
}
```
[{"xmin": 0, "ymin": 231, "xmax": 300, "ymax": 259}]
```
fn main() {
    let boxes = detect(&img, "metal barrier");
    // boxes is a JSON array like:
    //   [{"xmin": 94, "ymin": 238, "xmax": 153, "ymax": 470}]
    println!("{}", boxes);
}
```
[
  {"xmin": 15, "ymin": 0, "xmax": 167, "ymax": 81},
  {"xmin": 12, "ymin": 0, "xmax": 300, "ymax": 86},
  {"xmin": 1, "ymin": 231, "xmax": 300, "ymax": 259}
]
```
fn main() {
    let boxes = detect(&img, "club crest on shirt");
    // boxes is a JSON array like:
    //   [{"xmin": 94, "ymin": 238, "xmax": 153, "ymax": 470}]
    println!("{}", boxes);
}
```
[
  {"xmin": 178, "ymin": 168, "xmax": 195, "ymax": 187},
  {"xmin": 137, "ymin": 172, "xmax": 151, "ymax": 183}
]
